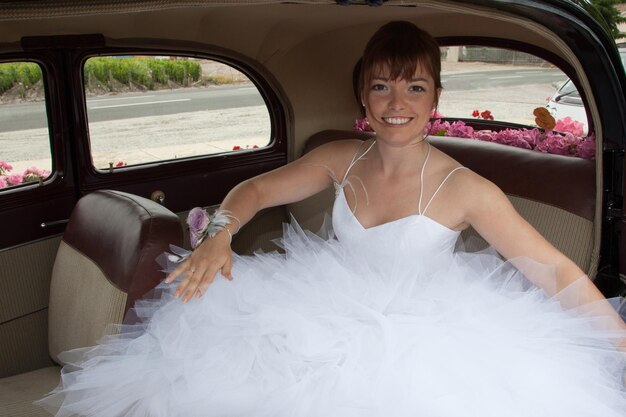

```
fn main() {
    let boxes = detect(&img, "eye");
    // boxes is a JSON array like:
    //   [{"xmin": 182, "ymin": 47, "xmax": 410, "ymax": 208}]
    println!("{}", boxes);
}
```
[
  {"xmin": 371, "ymin": 83, "xmax": 387, "ymax": 92},
  {"xmin": 409, "ymin": 85, "xmax": 426, "ymax": 93}
]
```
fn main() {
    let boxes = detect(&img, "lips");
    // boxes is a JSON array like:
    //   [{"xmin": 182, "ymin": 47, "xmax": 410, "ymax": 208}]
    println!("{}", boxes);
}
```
[{"xmin": 382, "ymin": 117, "xmax": 413, "ymax": 125}]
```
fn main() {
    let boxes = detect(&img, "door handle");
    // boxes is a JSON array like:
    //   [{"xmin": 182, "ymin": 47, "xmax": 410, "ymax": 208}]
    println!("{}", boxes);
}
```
[{"xmin": 40, "ymin": 219, "xmax": 69, "ymax": 228}]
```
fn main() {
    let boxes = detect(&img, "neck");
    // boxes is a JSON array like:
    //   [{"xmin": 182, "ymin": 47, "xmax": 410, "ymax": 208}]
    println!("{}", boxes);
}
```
[{"xmin": 373, "ymin": 137, "xmax": 430, "ymax": 177}]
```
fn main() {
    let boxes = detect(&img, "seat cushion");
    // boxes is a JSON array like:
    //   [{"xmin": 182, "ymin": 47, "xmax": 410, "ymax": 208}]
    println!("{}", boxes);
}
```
[
  {"xmin": 0, "ymin": 366, "xmax": 60, "ymax": 417},
  {"xmin": 48, "ymin": 241, "xmax": 128, "ymax": 364}
]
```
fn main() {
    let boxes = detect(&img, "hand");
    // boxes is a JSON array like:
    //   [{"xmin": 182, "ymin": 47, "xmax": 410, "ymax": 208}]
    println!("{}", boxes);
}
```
[{"xmin": 164, "ymin": 230, "xmax": 233, "ymax": 302}]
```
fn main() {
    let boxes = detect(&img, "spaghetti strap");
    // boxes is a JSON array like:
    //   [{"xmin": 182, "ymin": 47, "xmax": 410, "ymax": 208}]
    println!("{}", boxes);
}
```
[
  {"xmin": 336, "ymin": 139, "xmax": 376, "ymax": 214},
  {"xmin": 339, "ymin": 139, "xmax": 376, "ymax": 185},
  {"xmin": 417, "ymin": 144, "xmax": 432, "ymax": 214},
  {"xmin": 420, "ymin": 166, "xmax": 469, "ymax": 216}
]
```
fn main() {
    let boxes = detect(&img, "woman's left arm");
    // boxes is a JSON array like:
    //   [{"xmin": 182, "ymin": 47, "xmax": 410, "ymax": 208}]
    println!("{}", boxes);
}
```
[
  {"xmin": 463, "ymin": 175, "xmax": 626, "ymax": 348},
  {"xmin": 465, "ymin": 177, "xmax": 583, "ymax": 295}
]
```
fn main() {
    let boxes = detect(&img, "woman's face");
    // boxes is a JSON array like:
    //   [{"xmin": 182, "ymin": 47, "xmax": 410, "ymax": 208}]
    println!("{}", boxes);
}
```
[{"xmin": 363, "ymin": 64, "xmax": 440, "ymax": 146}]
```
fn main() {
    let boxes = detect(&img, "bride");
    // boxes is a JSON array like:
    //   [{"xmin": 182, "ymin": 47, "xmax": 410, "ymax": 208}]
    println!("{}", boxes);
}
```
[{"xmin": 39, "ymin": 21, "xmax": 625, "ymax": 417}]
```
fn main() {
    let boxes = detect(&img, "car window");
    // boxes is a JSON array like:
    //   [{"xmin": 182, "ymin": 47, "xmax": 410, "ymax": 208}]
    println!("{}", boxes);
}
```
[
  {"xmin": 0, "ymin": 61, "xmax": 51, "ymax": 191},
  {"xmin": 438, "ymin": 46, "xmax": 571, "ymax": 127},
  {"xmin": 83, "ymin": 55, "xmax": 272, "ymax": 170}
]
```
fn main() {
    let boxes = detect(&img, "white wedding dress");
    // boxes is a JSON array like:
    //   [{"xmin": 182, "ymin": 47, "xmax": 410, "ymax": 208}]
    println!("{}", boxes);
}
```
[{"xmin": 38, "ymin": 144, "xmax": 626, "ymax": 417}]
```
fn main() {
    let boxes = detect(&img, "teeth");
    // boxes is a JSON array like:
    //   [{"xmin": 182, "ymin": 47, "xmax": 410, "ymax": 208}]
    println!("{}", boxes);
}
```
[{"xmin": 383, "ymin": 117, "xmax": 411, "ymax": 125}]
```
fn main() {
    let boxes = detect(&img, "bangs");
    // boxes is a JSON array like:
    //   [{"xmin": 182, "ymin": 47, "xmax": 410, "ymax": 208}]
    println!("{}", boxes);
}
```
[{"xmin": 368, "ymin": 55, "xmax": 435, "ymax": 82}]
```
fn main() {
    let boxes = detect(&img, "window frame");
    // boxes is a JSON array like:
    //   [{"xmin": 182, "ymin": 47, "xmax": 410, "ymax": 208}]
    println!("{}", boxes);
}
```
[
  {"xmin": 0, "ymin": 50, "xmax": 75, "ymax": 206},
  {"xmin": 0, "ymin": 35, "xmax": 288, "ymax": 249},
  {"xmin": 0, "ymin": 48, "xmax": 80, "ymax": 249},
  {"xmin": 80, "ymin": 52, "xmax": 276, "ymax": 173},
  {"xmin": 72, "ymin": 47, "xmax": 287, "ymax": 199}
]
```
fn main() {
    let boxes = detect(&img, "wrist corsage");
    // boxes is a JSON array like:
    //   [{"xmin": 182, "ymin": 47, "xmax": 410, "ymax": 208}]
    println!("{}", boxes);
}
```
[
  {"xmin": 164, "ymin": 207, "xmax": 240, "ymax": 266},
  {"xmin": 187, "ymin": 207, "xmax": 239, "ymax": 249}
]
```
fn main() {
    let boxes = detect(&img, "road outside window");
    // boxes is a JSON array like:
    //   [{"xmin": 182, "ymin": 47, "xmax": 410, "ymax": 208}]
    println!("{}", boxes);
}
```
[
  {"xmin": 0, "ymin": 61, "xmax": 51, "ymax": 190},
  {"xmin": 84, "ymin": 56, "xmax": 272, "ymax": 170},
  {"xmin": 438, "ymin": 46, "xmax": 574, "ymax": 127}
]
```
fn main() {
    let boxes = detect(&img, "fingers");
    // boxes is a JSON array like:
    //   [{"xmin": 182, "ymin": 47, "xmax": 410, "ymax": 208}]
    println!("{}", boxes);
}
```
[
  {"xmin": 164, "ymin": 233, "xmax": 233, "ymax": 302},
  {"xmin": 177, "ymin": 266, "xmax": 217, "ymax": 303},
  {"xmin": 221, "ymin": 257, "xmax": 233, "ymax": 281},
  {"xmin": 172, "ymin": 258, "xmax": 233, "ymax": 302},
  {"xmin": 164, "ymin": 262, "xmax": 187, "ymax": 284},
  {"xmin": 193, "ymin": 257, "xmax": 234, "ymax": 298}
]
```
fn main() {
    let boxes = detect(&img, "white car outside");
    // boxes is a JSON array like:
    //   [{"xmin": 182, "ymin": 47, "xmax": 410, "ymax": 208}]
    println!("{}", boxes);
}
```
[
  {"xmin": 546, "ymin": 47, "xmax": 626, "ymax": 136},
  {"xmin": 546, "ymin": 78, "xmax": 588, "ymax": 135}
]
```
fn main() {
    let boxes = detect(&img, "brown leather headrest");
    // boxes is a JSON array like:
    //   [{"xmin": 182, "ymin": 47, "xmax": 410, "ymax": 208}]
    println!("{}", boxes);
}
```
[{"xmin": 62, "ymin": 190, "xmax": 183, "ymax": 310}]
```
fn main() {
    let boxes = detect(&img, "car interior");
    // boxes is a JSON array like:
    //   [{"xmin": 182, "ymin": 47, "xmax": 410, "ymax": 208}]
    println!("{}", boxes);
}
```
[{"xmin": 0, "ymin": 1, "xmax": 625, "ymax": 415}]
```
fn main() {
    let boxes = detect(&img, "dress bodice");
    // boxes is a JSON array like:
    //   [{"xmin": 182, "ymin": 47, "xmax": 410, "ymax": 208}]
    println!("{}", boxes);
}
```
[
  {"xmin": 332, "ymin": 188, "xmax": 460, "ymax": 270},
  {"xmin": 330, "ymin": 140, "xmax": 464, "ymax": 271}
]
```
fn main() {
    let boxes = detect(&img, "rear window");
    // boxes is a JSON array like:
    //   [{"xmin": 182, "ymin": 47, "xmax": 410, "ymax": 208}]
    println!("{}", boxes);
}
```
[
  {"xmin": 438, "ymin": 46, "xmax": 569, "ymax": 126},
  {"xmin": 432, "ymin": 45, "xmax": 593, "ymax": 158}
]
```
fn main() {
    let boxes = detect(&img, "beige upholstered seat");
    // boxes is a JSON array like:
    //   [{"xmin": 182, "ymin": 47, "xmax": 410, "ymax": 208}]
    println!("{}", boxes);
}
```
[
  {"xmin": 0, "ymin": 190, "xmax": 182, "ymax": 417},
  {"xmin": 289, "ymin": 130, "xmax": 598, "ymax": 277}
]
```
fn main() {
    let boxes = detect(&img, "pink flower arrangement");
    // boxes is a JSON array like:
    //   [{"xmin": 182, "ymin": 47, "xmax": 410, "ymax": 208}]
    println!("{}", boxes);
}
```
[
  {"xmin": 353, "ymin": 109, "xmax": 596, "ymax": 159},
  {"xmin": 425, "ymin": 120, "xmax": 594, "ymax": 159},
  {"xmin": 575, "ymin": 134, "xmax": 596, "ymax": 159},
  {"xmin": 22, "ymin": 167, "xmax": 50, "ymax": 182},
  {"xmin": 553, "ymin": 117, "xmax": 584, "ymax": 137},
  {"xmin": 490, "ymin": 128, "xmax": 536, "ymax": 150},
  {"xmin": 445, "ymin": 120, "xmax": 475, "ymax": 139},
  {"xmin": 0, "ymin": 161, "xmax": 13, "ymax": 175},
  {"xmin": 0, "ymin": 162, "xmax": 50, "ymax": 189},
  {"xmin": 7, "ymin": 174, "xmax": 23, "ymax": 186}
]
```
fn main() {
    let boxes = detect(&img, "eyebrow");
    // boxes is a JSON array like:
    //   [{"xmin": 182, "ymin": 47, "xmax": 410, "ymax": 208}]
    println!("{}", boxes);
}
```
[{"xmin": 372, "ymin": 76, "xmax": 430, "ymax": 82}]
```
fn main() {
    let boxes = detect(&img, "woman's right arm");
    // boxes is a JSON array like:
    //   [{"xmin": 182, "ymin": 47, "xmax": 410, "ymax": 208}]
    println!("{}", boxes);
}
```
[{"xmin": 165, "ymin": 139, "xmax": 362, "ymax": 302}]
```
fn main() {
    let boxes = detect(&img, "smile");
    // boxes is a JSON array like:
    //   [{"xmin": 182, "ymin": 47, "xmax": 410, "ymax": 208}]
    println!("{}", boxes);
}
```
[{"xmin": 382, "ymin": 117, "xmax": 413, "ymax": 125}]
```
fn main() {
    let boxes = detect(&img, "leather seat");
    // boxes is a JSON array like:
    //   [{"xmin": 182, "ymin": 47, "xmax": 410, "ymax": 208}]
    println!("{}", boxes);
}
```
[{"xmin": 0, "ymin": 190, "xmax": 182, "ymax": 416}]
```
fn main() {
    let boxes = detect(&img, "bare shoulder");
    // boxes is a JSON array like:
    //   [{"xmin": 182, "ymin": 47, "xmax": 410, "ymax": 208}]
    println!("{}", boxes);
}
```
[
  {"xmin": 448, "ymin": 166, "xmax": 510, "ymax": 219},
  {"xmin": 299, "ymin": 138, "xmax": 373, "ymax": 176},
  {"xmin": 429, "ymin": 146, "xmax": 506, "ymax": 207},
  {"xmin": 430, "ymin": 145, "xmax": 488, "ymax": 181},
  {"xmin": 428, "ymin": 145, "xmax": 463, "ymax": 172},
  {"xmin": 304, "ymin": 138, "xmax": 370, "ymax": 159}
]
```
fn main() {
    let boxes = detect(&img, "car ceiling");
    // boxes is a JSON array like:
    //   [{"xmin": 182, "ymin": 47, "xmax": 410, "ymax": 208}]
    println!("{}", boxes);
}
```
[{"xmin": 0, "ymin": 1, "xmax": 570, "ymax": 61}]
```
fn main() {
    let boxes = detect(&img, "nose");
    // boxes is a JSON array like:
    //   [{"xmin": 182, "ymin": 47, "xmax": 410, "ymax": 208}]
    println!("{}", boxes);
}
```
[{"xmin": 388, "ymin": 89, "xmax": 405, "ymax": 110}]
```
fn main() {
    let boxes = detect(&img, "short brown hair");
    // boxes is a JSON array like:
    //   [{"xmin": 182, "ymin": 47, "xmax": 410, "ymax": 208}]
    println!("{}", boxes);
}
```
[{"xmin": 358, "ymin": 21, "xmax": 442, "ymax": 103}]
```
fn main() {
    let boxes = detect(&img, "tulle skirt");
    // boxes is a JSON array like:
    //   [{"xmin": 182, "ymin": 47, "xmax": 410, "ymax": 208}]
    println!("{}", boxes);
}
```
[{"xmin": 37, "ymin": 224, "xmax": 626, "ymax": 417}]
